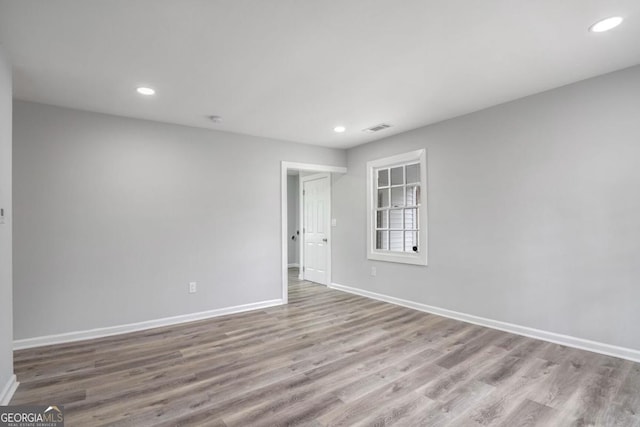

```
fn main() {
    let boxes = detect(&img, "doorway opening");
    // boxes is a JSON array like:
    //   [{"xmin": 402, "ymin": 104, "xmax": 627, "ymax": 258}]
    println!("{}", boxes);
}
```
[{"xmin": 280, "ymin": 162, "xmax": 347, "ymax": 304}]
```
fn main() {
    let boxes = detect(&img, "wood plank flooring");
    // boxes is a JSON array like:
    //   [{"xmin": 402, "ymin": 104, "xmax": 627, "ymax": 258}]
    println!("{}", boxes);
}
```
[{"xmin": 10, "ymin": 269, "xmax": 640, "ymax": 426}]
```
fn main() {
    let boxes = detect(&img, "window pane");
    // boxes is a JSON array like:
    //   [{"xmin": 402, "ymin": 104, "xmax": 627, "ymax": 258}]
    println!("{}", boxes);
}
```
[
  {"xmin": 389, "ymin": 209, "xmax": 403, "ymax": 229},
  {"xmin": 377, "ymin": 189, "xmax": 389, "ymax": 208},
  {"xmin": 404, "ymin": 208, "xmax": 418, "ymax": 230},
  {"xmin": 406, "ymin": 185, "xmax": 420, "ymax": 206},
  {"xmin": 376, "ymin": 230, "xmax": 388, "ymax": 250},
  {"xmin": 406, "ymin": 163, "xmax": 420, "ymax": 184},
  {"xmin": 390, "ymin": 166, "xmax": 404, "ymax": 185},
  {"xmin": 376, "ymin": 210, "xmax": 388, "ymax": 228},
  {"xmin": 389, "ymin": 231, "xmax": 404, "ymax": 251},
  {"xmin": 391, "ymin": 187, "xmax": 404, "ymax": 207},
  {"xmin": 405, "ymin": 231, "xmax": 418, "ymax": 252},
  {"xmin": 377, "ymin": 169, "xmax": 389, "ymax": 187}
]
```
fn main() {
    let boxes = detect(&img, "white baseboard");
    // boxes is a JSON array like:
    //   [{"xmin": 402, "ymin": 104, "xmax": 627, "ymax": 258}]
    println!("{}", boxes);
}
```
[
  {"xmin": 288, "ymin": 263, "xmax": 300, "ymax": 268},
  {"xmin": 14, "ymin": 299, "xmax": 284, "ymax": 350},
  {"xmin": 329, "ymin": 282, "xmax": 640, "ymax": 363},
  {"xmin": 0, "ymin": 375, "xmax": 19, "ymax": 405}
]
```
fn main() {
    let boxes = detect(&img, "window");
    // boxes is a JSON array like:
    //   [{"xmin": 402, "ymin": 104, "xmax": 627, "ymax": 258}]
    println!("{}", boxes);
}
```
[{"xmin": 367, "ymin": 149, "xmax": 427, "ymax": 265}]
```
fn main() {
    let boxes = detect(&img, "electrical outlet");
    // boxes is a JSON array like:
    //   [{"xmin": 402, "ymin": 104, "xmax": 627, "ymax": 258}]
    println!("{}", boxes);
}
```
[
  {"xmin": 189, "ymin": 282, "xmax": 197, "ymax": 293},
  {"xmin": 370, "ymin": 266, "xmax": 377, "ymax": 277}
]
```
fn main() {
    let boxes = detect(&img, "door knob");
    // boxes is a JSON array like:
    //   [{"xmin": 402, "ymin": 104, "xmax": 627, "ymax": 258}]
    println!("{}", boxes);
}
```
[{"xmin": 322, "ymin": 238, "xmax": 328, "ymax": 242}]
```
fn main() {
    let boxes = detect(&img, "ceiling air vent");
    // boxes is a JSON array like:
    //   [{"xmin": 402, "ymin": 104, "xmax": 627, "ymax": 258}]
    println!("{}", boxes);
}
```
[{"xmin": 363, "ymin": 123, "xmax": 392, "ymax": 133}]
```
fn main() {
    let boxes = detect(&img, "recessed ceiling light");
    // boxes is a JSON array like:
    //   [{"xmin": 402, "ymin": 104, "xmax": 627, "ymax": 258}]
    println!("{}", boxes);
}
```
[
  {"xmin": 589, "ymin": 16, "xmax": 623, "ymax": 33},
  {"xmin": 136, "ymin": 87, "xmax": 155, "ymax": 96},
  {"xmin": 334, "ymin": 126, "xmax": 346, "ymax": 133}
]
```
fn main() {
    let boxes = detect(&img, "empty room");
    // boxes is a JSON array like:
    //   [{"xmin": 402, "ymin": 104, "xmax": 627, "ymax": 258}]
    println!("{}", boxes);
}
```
[{"xmin": 1, "ymin": 1, "xmax": 640, "ymax": 426}]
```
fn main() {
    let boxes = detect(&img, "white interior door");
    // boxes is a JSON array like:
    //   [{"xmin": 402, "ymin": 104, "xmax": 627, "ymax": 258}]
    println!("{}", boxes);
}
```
[{"xmin": 302, "ymin": 173, "xmax": 330, "ymax": 285}]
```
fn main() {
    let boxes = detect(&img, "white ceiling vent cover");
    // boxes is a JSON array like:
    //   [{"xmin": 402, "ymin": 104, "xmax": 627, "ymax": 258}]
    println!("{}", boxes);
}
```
[{"xmin": 363, "ymin": 123, "xmax": 392, "ymax": 132}]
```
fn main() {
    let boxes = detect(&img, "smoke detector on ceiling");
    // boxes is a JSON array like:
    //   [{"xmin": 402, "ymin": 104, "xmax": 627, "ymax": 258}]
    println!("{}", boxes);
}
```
[{"xmin": 363, "ymin": 123, "xmax": 392, "ymax": 133}]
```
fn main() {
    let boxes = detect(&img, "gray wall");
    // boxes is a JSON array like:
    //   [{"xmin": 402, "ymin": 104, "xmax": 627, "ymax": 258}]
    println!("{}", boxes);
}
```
[
  {"xmin": 0, "ymin": 46, "xmax": 13, "ymax": 400},
  {"xmin": 0, "ymin": 47, "xmax": 13, "ymax": 395},
  {"xmin": 333, "ymin": 65, "xmax": 640, "ymax": 351},
  {"xmin": 13, "ymin": 101, "xmax": 346, "ymax": 339},
  {"xmin": 287, "ymin": 174, "xmax": 299, "ymax": 265}
]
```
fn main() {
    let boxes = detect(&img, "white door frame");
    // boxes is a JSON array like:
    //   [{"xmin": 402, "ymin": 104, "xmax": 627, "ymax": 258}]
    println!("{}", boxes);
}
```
[{"xmin": 281, "ymin": 162, "xmax": 347, "ymax": 304}]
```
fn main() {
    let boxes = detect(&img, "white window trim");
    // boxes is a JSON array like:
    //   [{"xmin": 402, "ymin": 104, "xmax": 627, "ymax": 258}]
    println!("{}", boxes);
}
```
[{"xmin": 366, "ymin": 149, "xmax": 428, "ymax": 266}]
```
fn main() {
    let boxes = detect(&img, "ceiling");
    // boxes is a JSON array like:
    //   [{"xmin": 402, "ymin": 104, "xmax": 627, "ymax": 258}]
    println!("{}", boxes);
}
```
[{"xmin": 1, "ymin": 1, "xmax": 639, "ymax": 149}]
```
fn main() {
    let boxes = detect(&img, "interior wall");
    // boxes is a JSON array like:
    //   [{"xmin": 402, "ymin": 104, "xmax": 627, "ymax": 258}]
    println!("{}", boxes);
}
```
[
  {"xmin": 287, "ymin": 174, "xmax": 299, "ymax": 266},
  {"xmin": 333, "ymin": 65, "xmax": 640, "ymax": 351},
  {"xmin": 12, "ymin": 101, "xmax": 346, "ymax": 340},
  {"xmin": 0, "ymin": 46, "xmax": 14, "ymax": 399}
]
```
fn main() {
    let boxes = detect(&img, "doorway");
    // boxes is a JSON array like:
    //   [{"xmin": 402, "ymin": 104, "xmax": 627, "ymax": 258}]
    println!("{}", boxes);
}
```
[{"xmin": 280, "ymin": 162, "xmax": 347, "ymax": 304}]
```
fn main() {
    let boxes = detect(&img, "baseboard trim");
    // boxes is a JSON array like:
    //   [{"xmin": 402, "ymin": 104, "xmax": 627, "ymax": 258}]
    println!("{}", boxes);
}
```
[
  {"xmin": 14, "ymin": 299, "xmax": 284, "ymax": 350},
  {"xmin": 288, "ymin": 263, "xmax": 300, "ymax": 268},
  {"xmin": 329, "ymin": 282, "xmax": 640, "ymax": 363},
  {"xmin": 0, "ymin": 375, "xmax": 19, "ymax": 405}
]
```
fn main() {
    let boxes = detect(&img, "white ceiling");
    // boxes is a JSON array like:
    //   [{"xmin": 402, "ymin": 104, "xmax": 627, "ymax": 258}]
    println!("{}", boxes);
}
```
[{"xmin": 1, "ymin": 1, "xmax": 639, "ymax": 149}]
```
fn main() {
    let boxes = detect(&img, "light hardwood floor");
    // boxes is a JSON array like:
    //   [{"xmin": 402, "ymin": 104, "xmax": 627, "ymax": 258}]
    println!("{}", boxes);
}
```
[{"xmin": 10, "ymin": 269, "xmax": 640, "ymax": 426}]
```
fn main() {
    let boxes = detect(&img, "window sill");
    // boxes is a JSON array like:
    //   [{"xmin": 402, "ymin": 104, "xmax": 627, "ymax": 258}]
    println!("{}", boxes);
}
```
[{"xmin": 368, "ymin": 251, "xmax": 427, "ymax": 266}]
